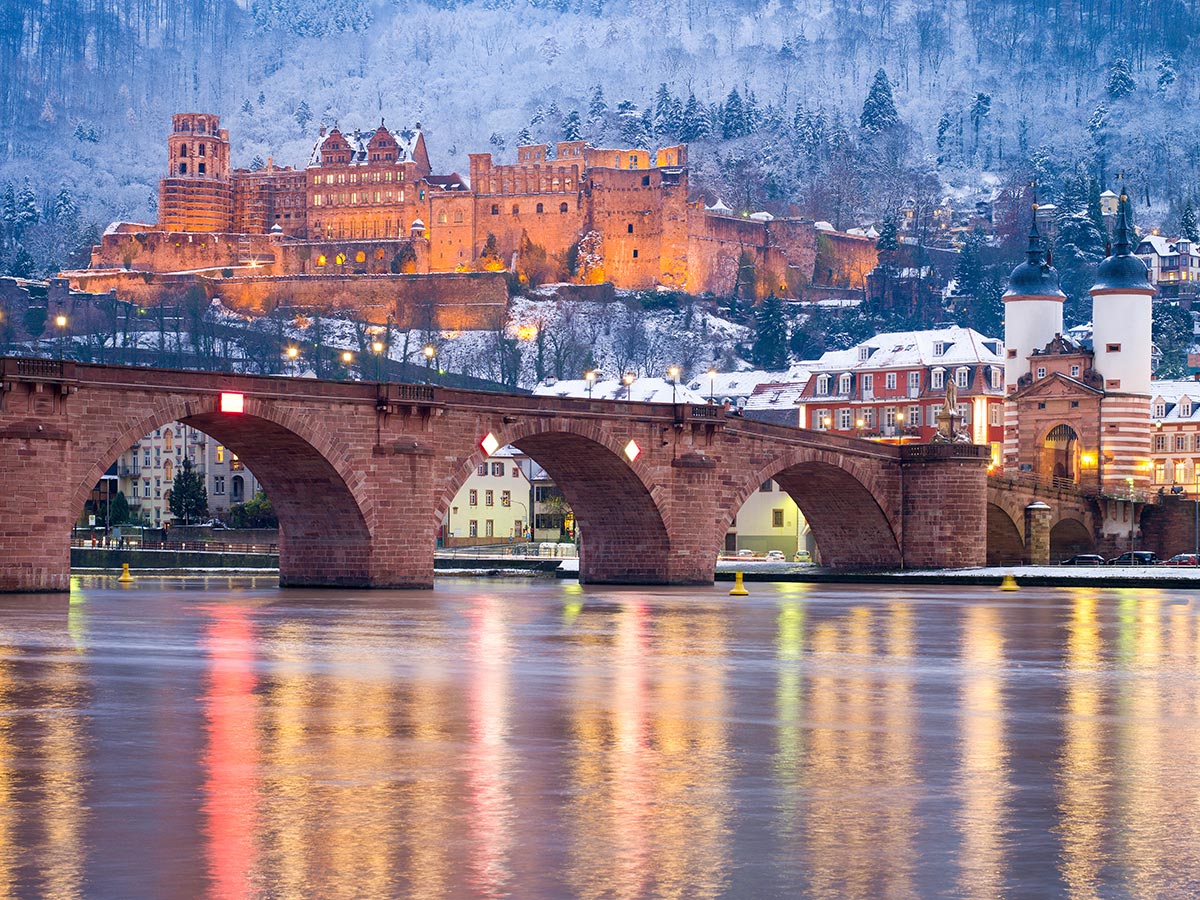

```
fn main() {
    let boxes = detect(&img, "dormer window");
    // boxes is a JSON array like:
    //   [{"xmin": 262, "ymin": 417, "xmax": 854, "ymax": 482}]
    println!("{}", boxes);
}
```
[
  {"xmin": 838, "ymin": 374, "xmax": 852, "ymax": 394},
  {"xmin": 858, "ymin": 347, "xmax": 870, "ymax": 361},
  {"xmin": 933, "ymin": 342, "xmax": 946, "ymax": 357},
  {"xmin": 1154, "ymin": 400, "xmax": 1167, "ymax": 417},
  {"xmin": 1182, "ymin": 399, "xmax": 1193, "ymax": 417},
  {"xmin": 956, "ymin": 367, "xmax": 970, "ymax": 387},
  {"xmin": 931, "ymin": 368, "xmax": 945, "ymax": 390},
  {"xmin": 816, "ymin": 375, "xmax": 831, "ymax": 396}
]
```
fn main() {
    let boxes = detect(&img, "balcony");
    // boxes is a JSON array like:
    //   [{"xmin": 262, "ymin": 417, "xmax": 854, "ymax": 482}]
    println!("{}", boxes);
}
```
[{"xmin": 117, "ymin": 463, "xmax": 141, "ymax": 479}]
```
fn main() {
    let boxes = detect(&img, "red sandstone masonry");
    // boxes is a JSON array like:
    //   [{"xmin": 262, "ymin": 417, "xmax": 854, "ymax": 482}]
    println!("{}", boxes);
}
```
[{"xmin": 0, "ymin": 359, "xmax": 990, "ymax": 591}]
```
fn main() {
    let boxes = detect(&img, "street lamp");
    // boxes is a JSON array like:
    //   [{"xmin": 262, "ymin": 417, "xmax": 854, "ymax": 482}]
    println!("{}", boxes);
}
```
[
  {"xmin": 667, "ymin": 365, "xmax": 680, "ymax": 404},
  {"xmin": 371, "ymin": 340, "xmax": 384, "ymax": 381},
  {"xmin": 285, "ymin": 345, "xmax": 299, "ymax": 376},
  {"xmin": 55, "ymin": 313, "xmax": 67, "ymax": 360},
  {"xmin": 707, "ymin": 367, "xmax": 716, "ymax": 404},
  {"xmin": 585, "ymin": 369, "xmax": 596, "ymax": 399},
  {"xmin": 1127, "ymin": 476, "xmax": 1136, "ymax": 554},
  {"xmin": 423, "ymin": 344, "xmax": 436, "ymax": 385},
  {"xmin": 623, "ymin": 372, "xmax": 636, "ymax": 400},
  {"xmin": 895, "ymin": 411, "xmax": 905, "ymax": 442}
]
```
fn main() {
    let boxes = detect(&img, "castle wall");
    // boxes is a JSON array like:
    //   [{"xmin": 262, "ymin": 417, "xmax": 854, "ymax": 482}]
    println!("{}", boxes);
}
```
[
  {"xmin": 587, "ymin": 167, "xmax": 679, "ymax": 290},
  {"xmin": 89, "ymin": 230, "xmax": 279, "ymax": 274}
]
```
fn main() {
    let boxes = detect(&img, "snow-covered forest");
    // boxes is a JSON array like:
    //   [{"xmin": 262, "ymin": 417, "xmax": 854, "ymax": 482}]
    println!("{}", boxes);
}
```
[{"xmin": 2, "ymin": 0, "xmax": 1199, "ymax": 255}]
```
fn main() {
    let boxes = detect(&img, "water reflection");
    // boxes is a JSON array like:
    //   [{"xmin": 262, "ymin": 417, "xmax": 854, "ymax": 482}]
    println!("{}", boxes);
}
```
[{"xmin": 4, "ymin": 580, "xmax": 1200, "ymax": 898}]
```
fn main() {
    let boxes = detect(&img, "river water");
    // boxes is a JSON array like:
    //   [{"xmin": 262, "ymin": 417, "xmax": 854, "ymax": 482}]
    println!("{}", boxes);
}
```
[{"xmin": 1, "ymin": 576, "xmax": 1199, "ymax": 899}]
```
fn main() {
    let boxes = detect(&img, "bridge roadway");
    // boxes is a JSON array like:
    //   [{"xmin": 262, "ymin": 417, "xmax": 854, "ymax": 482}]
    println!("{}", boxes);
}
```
[{"xmin": 0, "ymin": 358, "xmax": 989, "ymax": 591}]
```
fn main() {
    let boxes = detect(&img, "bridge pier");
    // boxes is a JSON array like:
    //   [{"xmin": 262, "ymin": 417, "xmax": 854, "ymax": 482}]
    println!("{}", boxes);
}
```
[{"xmin": 899, "ymin": 445, "xmax": 990, "ymax": 569}]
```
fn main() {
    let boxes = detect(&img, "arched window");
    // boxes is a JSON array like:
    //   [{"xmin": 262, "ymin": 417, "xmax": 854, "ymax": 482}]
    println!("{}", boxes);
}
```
[
  {"xmin": 179, "ymin": 145, "xmax": 187, "ymax": 157},
  {"xmin": 512, "ymin": 204, "xmax": 519, "ymax": 215},
  {"xmin": 164, "ymin": 431, "xmax": 173, "ymax": 451},
  {"xmin": 560, "ymin": 202, "xmax": 568, "ymax": 213},
  {"xmin": 163, "ymin": 459, "xmax": 174, "ymax": 482},
  {"xmin": 536, "ymin": 203, "xmax": 544, "ymax": 214},
  {"xmin": 437, "ymin": 211, "xmax": 448, "ymax": 224},
  {"xmin": 453, "ymin": 210, "xmax": 464, "ymax": 224}
]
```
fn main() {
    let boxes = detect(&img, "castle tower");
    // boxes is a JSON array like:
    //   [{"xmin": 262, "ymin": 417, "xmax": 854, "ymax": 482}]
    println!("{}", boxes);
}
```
[
  {"xmin": 1002, "ymin": 215, "xmax": 1065, "ymax": 392},
  {"xmin": 158, "ymin": 113, "xmax": 234, "ymax": 232},
  {"xmin": 1091, "ymin": 190, "xmax": 1156, "ymax": 493}
]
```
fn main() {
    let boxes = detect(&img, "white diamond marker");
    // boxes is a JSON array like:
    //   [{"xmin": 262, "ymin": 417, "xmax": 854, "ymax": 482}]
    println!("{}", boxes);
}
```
[
  {"xmin": 481, "ymin": 432, "xmax": 500, "ymax": 456},
  {"xmin": 624, "ymin": 439, "xmax": 640, "ymax": 461}
]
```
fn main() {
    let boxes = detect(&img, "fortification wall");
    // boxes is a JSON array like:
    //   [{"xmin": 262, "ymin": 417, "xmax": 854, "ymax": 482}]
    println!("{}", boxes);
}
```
[{"xmin": 90, "ymin": 230, "xmax": 279, "ymax": 273}]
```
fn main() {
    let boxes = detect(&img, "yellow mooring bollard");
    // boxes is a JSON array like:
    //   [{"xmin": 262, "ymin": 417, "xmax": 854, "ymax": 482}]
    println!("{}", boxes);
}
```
[
  {"xmin": 729, "ymin": 570, "xmax": 749, "ymax": 596},
  {"xmin": 999, "ymin": 573, "xmax": 1019, "ymax": 591},
  {"xmin": 118, "ymin": 563, "xmax": 135, "ymax": 583}
]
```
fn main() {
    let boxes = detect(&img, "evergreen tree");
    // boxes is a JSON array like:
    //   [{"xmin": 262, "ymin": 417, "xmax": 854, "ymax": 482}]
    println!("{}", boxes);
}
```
[
  {"xmin": 257, "ymin": 90, "xmax": 266, "ymax": 106},
  {"xmin": 516, "ymin": 126, "xmax": 532, "ymax": 145},
  {"xmin": 13, "ymin": 180, "xmax": 39, "ymax": 237},
  {"xmin": 951, "ymin": 226, "xmax": 1007, "ymax": 337},
  {"xmin": 51, "ymin": 185, "xmax": 77, "ymax": 226},
  {"xmin": 968, "ymin": 92, "xmax": 991, "ymax": 151},
  {"xmin": 1087, "ymin": 178, "xmax": 1107, "ymax": 241},
  {"xmin": 587, "ymin": 85, "xmax": 608, "ymax": 123},
  {"xmin": 936, "ymin": 111, "xmax": 952, "ymax": 162},
  {"xmin": 722, "ymin": 88, "xmax": 747, "ymax": 139},
  {"xmin": 562, "ymin": 109, "xmax": 582, "ymax": 141},
  {"xmin": 168, "ymin": 457, "xmax": 209, "ymax": 524},
  {"xmin": 249, "ymin": 155, "xmax": 265, "ymax": 170},
  {"xmin": 859, "ymin": 68, "xmax": 899, "ymax": 133},
  {"xmin": 1106, "ymin": 58, "xmax": 1136, "ymax": 99},
  {"xmin": 295, "ymin": 100, "xmax": 312, "ymax": 131},
  {"xmin": 109, "ymin": 491, "xmax": 130, "ymax": 526},
  {"xmin": 875, "ymin": 217, "xmax": 899, "ymax": 251},
  {"xmin": 752, "ymin": 294, "xmax": 789, "ymax": 369},
  {"xmin": 1181, "ymin": 201, "xmax": 1199, "ymax": 242},
  {"xmin": 1153, "ymin": 302, "xmax": 1194, "ymax": 377},
  {"xmin": 240, "ymin": 98, "xmax": 253, "ymax": 115},
  {"xmin": 679, "ymin": 93, "xmax": 707, "ymax": 142},
  {"xmin": 1157, "ymin": 54, "xmax": 1177, "ymax": 92}
]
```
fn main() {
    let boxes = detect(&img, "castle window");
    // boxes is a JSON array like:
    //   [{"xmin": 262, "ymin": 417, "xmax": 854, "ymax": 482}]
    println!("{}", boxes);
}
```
[
  {"xmin": 642, "ymin": 175, "xmax": 650, "ymax": 186},
  {"xmin": 536, "ymin": 203, "xmax": 544, "ymax": 214},
  {"xmin": 314, "ymin": 174, "xmax": 322, "ymax": 185},
  {"xmin": 1070, "ymin": 365, "xmax": 1080, "ymax": 377},
  {"xmin": 374, "ymin": 192, "xmax": 381, "ymax": 203},
  {"xmin": 198, "ymin": 163, "xmax": 205, "ymax": 174},
  {"xmin": 313, "ymin": 195, "xmax": 322, "ymax": 206},
  {"xmin": 512, "ymin": 205, "xmax": 519, "ymax": 215},
  {"xmin": 492, "ymin": 204, "xmax": 499, "ymax": 215},
  {"xmin": 454, "ymin": 210, "xmax": 464, "ymax": 224},
  {"xmin": 351, "ymin": 173, "xmax": 358, "ymax": 184},
  {"xmin": 629, "ymin": 155, "xmax": 638, "ymax": 168},
  {"xmin": 633, "ymin": 249, "xmax": 639, "ymax": 258},
  {"xmin": 627, "ymin": 223, "xmax": 634, "ymax": 234},
  {"xmin": 179, "ymin": 163, "xmax": 187, "ymax": 174},
  {"xmin": 316, "ymin": 255, "xmax": 326, "ymax": 266},
  {"xmin": 437, "ymin": 211, "xmax": 447, "ymax": 224},
  {"xmin": 560, "ymin": 202, "xmax": 568, "ymax": 213},
  {"xmin": 198, "ymin": 143, "xmax": 205, "ymax": 156},
  {"xmin": 338, "ymin": 173, "xmax": 345, "ymax": 184},
  {"xmin": 385, "ymin": 171, "xmax": 393, "ymax": 181},
  {"xmin": 1036, "ymin": 366, "xmax": 1046, "ymax": 379},
  {"xmin": 179, "ymin": 145, "xmax": 187, "ymax": 157}
]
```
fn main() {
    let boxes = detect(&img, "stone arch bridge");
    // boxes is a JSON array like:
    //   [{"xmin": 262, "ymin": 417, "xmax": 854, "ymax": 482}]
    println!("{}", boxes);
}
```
[{"xmin": 0, "ymin": 358, "xmax": 989, "ymax": 592}]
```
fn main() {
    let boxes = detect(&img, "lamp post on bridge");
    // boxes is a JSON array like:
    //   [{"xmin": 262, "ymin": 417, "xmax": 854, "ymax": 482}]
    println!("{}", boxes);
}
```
[
  {"xmin": 707, "ymin": 367, "xmax": 716, "ymax": 405},
  {"xmin": 55, "ymin": 313, "xmax": 68, "ymax": 360},
  {"xmin": 623, "ymin": 372, "xmax": 636, "ymax": 400},
  {"xmin": 423, "ymin": 344, "xmax": 436, "ymax": 385},
  {"xmin": 667, "ymin": 365, "xmax": 680, "ymax": 405},
  {"xmin": 585, "ymin": 369, "xmax": 596, "ymax": 399}
]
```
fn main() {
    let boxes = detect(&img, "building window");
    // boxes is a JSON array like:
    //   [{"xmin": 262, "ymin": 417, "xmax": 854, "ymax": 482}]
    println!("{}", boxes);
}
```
[
  {"xmin": 908, "ymin": 405, "xmax": 921, "ymax": 426},
  {"xmin": 1154, "ymin": 401, "xmax": 1167, "ymax": 417},
  {"xmin": 886, "ymin": 372, "xmax": 897, "ymax": 390},
  {"xmin": 858, "ymin": 347, "xmax": 870, "ymax": 361},
  {"xmin": 454, "ymin": 210, "xmax": 464, "ymax": 223},
  {"xmin": 1007, "ymin": 349, "xmax": 1018, "ymax": 359},
  {"xmin": 501, "ymin": 490, "xmax": 511, "ymax": 507},
  {"xmin": 536, "ymin": 203, "xmax": 544, "ymax": 214},
  {"xmin": 512, "ymin": 204, "xmax": 519, "ymax": 215},
  {"xmin": 956, "ymin": 403, "xmax": 970, "ymax": 424},
  {"xmin": 816, "ymin": 375, "xmax": 830, "ymax": 396},
  {"xmin": 1155, "ymin": 434, "xmax": 1167, "ymax": 451},
  {"xmin": 560, "ymin": 202, "xmax": 568, "ymax": 213},
  {"xmin": 143, "ymin": 449, "xmax": 151, "ymax": 467},
  {"xmin": 862, "ymin": 408, "xmax": 875, "ymax": 428},
  {"xmin": 933, "ymin": 342, "xmax": 946, "ymax": 356},
  {"xmin": 772, "ymin": 509, "xmax": 784, "ymax": 528},
  {"xmin": 469, "ymin": 489, "xmax": 478, "ymax": 506},
  {"xmin": 884, "ymin": 407, "xmax": 896, "ymax": 427},
  {"xmin": 990, "ymin": 368, "xmax": 1002, "ymax": 389},
  {"xmin": 931, "ymin": 369, "xmax": 945, "ymax": 390},
  {"xmin": 761, "ymin": 480, "xmax": 773, "ymax": 492},
  {"xmin": 627, "ymin": 223, "xmax": 634, "ymax": 233},
  {"xmin": 1177, "ymin": 434, "xmax": 1188, "ymax": 452},
  {"xmin": 478, "ymin": 463, "xmax": 488, "ymax": 475},
  {"xmin": 954, "ymin": 368, "xmax": 969, "ymax": 388},
  {"xmin": 485, "ymin": 519, "xmax": 494, "ymax": 537},
  {"xmin": 989, "ymin": 404, "xmax": 1002, "ymax": 426},
  {"xmin": 633, "ymin": 249, "xmax": 639, "ymax": 258},
  {"xmin": 213, "ymin": 476, "xmax": 225, "ymax": 495},
  {"xmin": 1070, "ymin": 365, "xmax": 1080, "ymax": 378},
  {"xmin": 469, "ymin": 520, "xmax": 478, "ymax": 537},
  {"xmin": 198, "ymin": 163, "xmax": 206, "ymax": 174},
  {"xmin": 813, "ymin": 409, "xmax": 830, "ymax": 430},
  {"xmin": 491, "ymin": 462, "xmax": 504, "ymax": 476},
  {"xmin": 839, "ymin": 408, "xmax": 852, "ymax": 429},
  {"xmin": 485, "ymin": 490, "xmax": 494, "ymax": 506},
  {"xmin": 1107, "ymin": 343, "xmax": 1121, "ymax": 353},
  {"xmin": 1155, "ymin": 462, "xmax": 1166, "ymax": 483},
  {"xmin": 1036, "ymin": 367, "xmax": 1046, "ymax": 379},
  {"xmin": 492, "ymin": 204, "xmax": 499, "ymax": 215},
  {"xmin": 179, "ymin": 163, "xmax": 187, "ymax": 174},
  {"xmin": 838, "ymin": 374, "xmax": 851, "ymax": 394},
  {"xmin": 1183, "ymin": 401, "xmax": 1193, "ymax": 417},
  {"xmin": 908, "ymin": 371, "xmax": 921, "ymax": 392},
  {"xmin": 861, "ymin": 373, "xmax": 873, "ymax": 394}
]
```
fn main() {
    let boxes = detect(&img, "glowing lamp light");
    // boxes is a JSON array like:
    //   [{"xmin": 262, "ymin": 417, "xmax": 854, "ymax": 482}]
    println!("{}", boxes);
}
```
[
  {"xmin": 624, "ymin": 439, "xmax": 641, "ymax": 462},
  {"xmin": 516, "ymin": 323, "xmax": 539, "ymax": 341},
  {"xmin": 480, "ymin": 432, "xmax": 500, "ymax": 456},
  {"xmin": 220, "ymin": 392, "xmax": 245, "ymax": 414}
]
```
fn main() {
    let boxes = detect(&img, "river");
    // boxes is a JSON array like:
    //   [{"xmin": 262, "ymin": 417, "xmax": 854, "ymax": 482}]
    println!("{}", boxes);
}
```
[{"xmin": 1, "ymin": 576, "xmax": 1198, "ymax": 899}]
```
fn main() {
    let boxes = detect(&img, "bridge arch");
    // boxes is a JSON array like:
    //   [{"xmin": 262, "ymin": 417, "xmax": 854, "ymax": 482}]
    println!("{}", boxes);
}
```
[
  {"xmin": 721, "ymin": 449, "xmax": 901, "ymax": 568},
  {"xmin": 71, "ymin": 396, "xmax": 374, "ymax": 587},
  {"xmin": 439, "ymin": 418, "xmax": 672, "ymax": 583},
  {"xmin": 1050, "ymin": 518, "xmax": 1093, "ymax": 561},
  {"xmin": 986, "ymin": 502, "xmax": 1025, "ymax": 565}
]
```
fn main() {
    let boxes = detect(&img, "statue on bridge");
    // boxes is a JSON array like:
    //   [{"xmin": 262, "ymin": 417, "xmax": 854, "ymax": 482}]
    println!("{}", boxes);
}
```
[{"xmin": 933, "ymin": 378, "xmax": 968, "ymax": 443}]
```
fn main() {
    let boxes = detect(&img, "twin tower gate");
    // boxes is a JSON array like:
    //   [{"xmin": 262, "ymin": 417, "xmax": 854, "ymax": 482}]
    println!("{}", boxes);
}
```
[{"xmin": 0, "ymin": 359, "xmax": 989, "ymax": 592}]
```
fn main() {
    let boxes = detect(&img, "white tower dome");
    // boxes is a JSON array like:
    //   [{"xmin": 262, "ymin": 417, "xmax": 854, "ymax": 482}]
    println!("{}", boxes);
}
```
[
  {"xmin": 1002, "ymin": 216, "xmax": 1065, "ymax": 391},
  {"xmin": 1090, "ymin": 192, "xmax": 1154, "ymax": 397}
]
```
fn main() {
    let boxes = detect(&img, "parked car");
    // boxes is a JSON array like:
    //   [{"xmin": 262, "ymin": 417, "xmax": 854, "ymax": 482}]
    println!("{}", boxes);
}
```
[
  {"xmin": 765, "ymin": 550, "xmax": 786, "ymax": 561},
  {"xmin": 1106, "ymin": 551, "xmax": 1160, "ymax": 566},
  {"xmin": 793, "ymin": 550, "xmax": 813, "ymax": 563},
  {"xmin": 1060, "ymin": 554, "xmax": 1106, "ymax": 566},
  {"xmin": 1163, "ymin": 553, "xmax": 1200, "ymax": 566},
  {"xmin": 736, "ymin": 548, "xmax": 756, "ymax": 558}
]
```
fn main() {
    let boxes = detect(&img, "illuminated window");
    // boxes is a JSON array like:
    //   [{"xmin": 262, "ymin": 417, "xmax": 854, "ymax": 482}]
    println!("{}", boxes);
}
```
[
  {"xmin": 314, "ymin": 195, "xmax": 323, "ymax": 206},
  {"xmin": 314, "ymin": 174, "xmax": 322, "ymax": 185},
  {"xmin": 316, "ymin": 255, "xmax": 326, "ymax": 266},
  {"xmin": 438, "ymin": 211, "xmax": 447, "ymax": 224},
  {"xmin": 216, "ymin": 445, "xmax": 225, "ymax": 462}
]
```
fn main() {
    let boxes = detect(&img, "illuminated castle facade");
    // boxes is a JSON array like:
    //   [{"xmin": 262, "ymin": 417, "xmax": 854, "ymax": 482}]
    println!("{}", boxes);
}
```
[{"xmin": 88, "ymin": 113, "xmax": 876, "ymax": 300}]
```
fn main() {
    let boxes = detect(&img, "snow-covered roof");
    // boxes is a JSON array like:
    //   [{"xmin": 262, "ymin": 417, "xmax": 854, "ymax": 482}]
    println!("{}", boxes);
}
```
[
  {"xmin": 812, "ymin": 326, "xmax": 1004, "ymax": 373},
  {"xmin": 687, "ymin": 365, "xmax": 813, "ymax": 402},
  {"xmin": 533, "ymin": 377, "xmax": 707, "ymax": 404},
  {"xmin": 307, "ymin": 124, "xmax": 423, "ymax": 168},
  {"xmin": 749, "ymin": 211, "xmax": 774, "ymax": 222},
  {"xmin": 814, "ymin": 221, "xmax": 834, "ymax": 231},
  {"xmin": 1152, "ymin": 380, "xmax": 1200, "ymax": 423},
  {"xmin": 1136, "ymin": 235, "xmax": 1187, "ymax": 257},
  {"xmin": 1100, "ymin": 189, "xmax": 1118, "ymax": 199},
  {"xmin": 744, "ymin": 382, "xmax": 809, "ymax": 410},
  {"xmin": 706, "ymin": 198, "xmax": 733, "ymax": 214}
]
